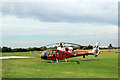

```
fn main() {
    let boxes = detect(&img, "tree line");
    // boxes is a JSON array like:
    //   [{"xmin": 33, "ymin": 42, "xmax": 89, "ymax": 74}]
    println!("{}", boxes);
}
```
[
  {"xmin": 1, "ymin": 46, "xmax": 48, "ymax": 52},
  {"xmin": 0, "ymin": 45, "xmax": 92, "ymax": 52},
  {"xmin": 0, "ymin": 43, "xmax": 117, "ymax": 52}
]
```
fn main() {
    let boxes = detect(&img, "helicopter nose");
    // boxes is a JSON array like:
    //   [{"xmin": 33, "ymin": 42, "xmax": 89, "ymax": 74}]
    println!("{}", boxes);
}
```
[
  {"xmin": 40, "ymin": 53, "xmax": 42, "ymax": 59},
  {"xmin": 40, "ymin": 53, "xmax": 44, "ymax": 59},
  {"xmin": 40, "ymin": 52, "xmax": 48, "ymax": 60},
  {"xmin": 40, "ymin": 53, "xmax": 47, "ymax": 59}
]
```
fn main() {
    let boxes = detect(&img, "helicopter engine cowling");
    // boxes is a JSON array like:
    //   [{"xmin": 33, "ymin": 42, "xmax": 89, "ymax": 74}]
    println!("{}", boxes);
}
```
[
  {"xmin": 65, "ymin": 47, "xmax": 69, "ymax": 51},
  {"xmin": 67, "ymin": 47, "xmax": 73, "ymax": 53}
]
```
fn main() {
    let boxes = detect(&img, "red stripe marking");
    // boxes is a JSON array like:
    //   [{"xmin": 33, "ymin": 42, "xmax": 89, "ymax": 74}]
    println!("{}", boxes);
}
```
[{"xmin": 94, "ymin": 45, "xmax": 96, "ymax": 48}]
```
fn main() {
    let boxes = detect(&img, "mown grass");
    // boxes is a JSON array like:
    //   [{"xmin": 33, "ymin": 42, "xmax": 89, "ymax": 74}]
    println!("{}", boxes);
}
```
[{"xmin": 2, "ymin": 49, "xmax": 118, "ymax": 78}]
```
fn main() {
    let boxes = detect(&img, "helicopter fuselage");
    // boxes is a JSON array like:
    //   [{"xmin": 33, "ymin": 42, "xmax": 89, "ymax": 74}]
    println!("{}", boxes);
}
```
[{"xmin": 40, "ymin": 49, "xmax": 94, "ymax": 60}]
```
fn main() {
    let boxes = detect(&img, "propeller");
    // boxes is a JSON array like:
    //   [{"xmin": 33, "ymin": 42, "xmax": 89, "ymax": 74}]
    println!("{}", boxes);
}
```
[
  {"xmin": 46, "ymin": 43, "xmax": 59, "ymax": 46},
  {"xmin": 45, "ymin": 42, "xmax": 81, "ymax": 47},
  {"xmin": 41, "ymin": 42, "xmax": 81, "ymax": 50},
  {"xmin": 63, "ymin": 42, "xmax": 81, "ymax": 46}
]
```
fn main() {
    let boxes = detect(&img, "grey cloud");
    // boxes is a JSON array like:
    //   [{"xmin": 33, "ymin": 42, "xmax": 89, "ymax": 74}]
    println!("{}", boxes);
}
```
[{"xmin": 2, "ymin": 1, "xmax": 117, "ymax": 25}]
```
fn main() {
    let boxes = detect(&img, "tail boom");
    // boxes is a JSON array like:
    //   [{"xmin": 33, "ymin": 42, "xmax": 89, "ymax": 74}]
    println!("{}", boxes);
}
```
[
  {"xmin": 71, "ymin": 42, "xmax": 100, "ymax": 58},
  {"xmin": 71, "ymin": 52, "xmax": 94, "ymax": 57}
]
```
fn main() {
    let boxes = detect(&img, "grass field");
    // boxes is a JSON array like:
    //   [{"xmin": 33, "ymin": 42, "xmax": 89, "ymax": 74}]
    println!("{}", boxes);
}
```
[{"xmin": 1, "ymin": 49, "xmax": 118, "ymax": 78}]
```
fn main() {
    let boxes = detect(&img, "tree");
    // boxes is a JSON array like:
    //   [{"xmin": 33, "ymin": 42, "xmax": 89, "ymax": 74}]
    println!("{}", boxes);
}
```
[
  {"xmin": 87, "ymin": 44, "xmax": 93, "ymax": 49},
  {"xmin": 33, "ymin": 47, "xmax": 41, "ymax": 51},
  {"xmin": 82, "ymin": 46, "xmax": 88, "ymax": 50},
  {"xmin": 108, "ymin": 43, "xmax": 113, "ymax": 49},
  {"xmin": 12, "ymin": 48, "xmax": 27, "ymax": 52},
  {"xmin": 2, "ymin": 47, "xmax": 12, "ymax": 52},
  {"xmin": 40, "ymin": 46, "xmax": 47, "ymax": 51},
  {"xmin": 12, "ymin": 48, "xmax": 19, "ymax": 52},
  {"xmin": 48, "ymin": 46, "xmax": 57, "ymax": 49},
  {"xmin": 0, "ymin": 47, "xmax": 2, "ymax": 52},
  {"xmin": 27, "ymin": 48, "xmax": 34, "ymax": 51}
]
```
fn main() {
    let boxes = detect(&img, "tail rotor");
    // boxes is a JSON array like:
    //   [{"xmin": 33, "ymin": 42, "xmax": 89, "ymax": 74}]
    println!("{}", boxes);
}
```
[{"xmin": 92, "ymin": 42, "xmax": 100, "ymax": 57}]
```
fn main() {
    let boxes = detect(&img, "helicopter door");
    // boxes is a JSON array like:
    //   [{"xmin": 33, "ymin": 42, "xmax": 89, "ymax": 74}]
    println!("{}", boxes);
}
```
[
  {"xmin": 49, "ymin": 50, "xmax": 57, "ymax": 58},
  {"xmin": 56, "ymin": 50, "xmax": 60, "ymax": 58},
  {"xmin": 62, "ymin": 52, "xmax": 66, "ymax": 58},
  {"xmin": 58, "ymin": 51, "xmax": 66, "ymax": 59}
]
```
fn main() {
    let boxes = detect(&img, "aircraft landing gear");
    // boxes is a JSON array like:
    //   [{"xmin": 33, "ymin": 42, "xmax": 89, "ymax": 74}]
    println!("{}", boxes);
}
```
[
  {"xmin": 65, "ymin": 58, "xmax": 67, "ymax": 62},
  {"xmin": 56, "ymin": 58, "xmax": 59, "ymax": 63},
  {"xmin": 50, "ymin": 61, "xmax": 53, "ymax": 63},
  {"xmin": 50, "ymin": 59, "xmax": 59, "ymax": 63}
]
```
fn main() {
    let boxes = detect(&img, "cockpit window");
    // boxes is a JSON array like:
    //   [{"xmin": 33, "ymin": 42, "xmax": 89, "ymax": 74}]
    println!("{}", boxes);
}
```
[
  {"xmin": 46, "ymin": 50, "xmax": 49, "ymax": 55},
  {"xmin": 50, "ymin": 50, "xmax": 56, "ymax": 57},
  {"xmin": 43, "ymin": 50, "xmax": 49, "ymax": 56},
  {"xmin": 57, "ymin": 50, "xmax": 59, "ymax": 54}
]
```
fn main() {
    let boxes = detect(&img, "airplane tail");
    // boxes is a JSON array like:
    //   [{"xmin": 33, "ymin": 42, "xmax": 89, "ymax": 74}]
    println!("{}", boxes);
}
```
[{"xmin": 92, "ymin": 42, "xmax": 100, "ymax": 57}]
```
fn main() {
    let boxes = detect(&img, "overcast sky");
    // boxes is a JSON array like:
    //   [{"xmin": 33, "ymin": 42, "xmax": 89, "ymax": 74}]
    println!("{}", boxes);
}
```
[{"xmin": 1, "ymin": 0, "xmax": 118, "ymax": 48}]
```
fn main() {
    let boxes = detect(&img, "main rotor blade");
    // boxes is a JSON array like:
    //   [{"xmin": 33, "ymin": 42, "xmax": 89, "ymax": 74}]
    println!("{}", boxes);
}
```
[
  {"xmin": 46, "ymin": 43, "xmax": 59, "ymax": 46},
  {"xmin": 42, "ymin": 42, "xmax": 81, "ymax": 48},
  {"xmin": 63, "ymin": 42, "xmax": 81, "ymax": 46}
]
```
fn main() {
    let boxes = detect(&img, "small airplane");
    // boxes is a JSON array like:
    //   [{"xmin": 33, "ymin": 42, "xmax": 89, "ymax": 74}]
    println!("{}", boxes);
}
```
[{"xmin": 40, "ymin": 42, "xmax": 100, "ymax": 63}]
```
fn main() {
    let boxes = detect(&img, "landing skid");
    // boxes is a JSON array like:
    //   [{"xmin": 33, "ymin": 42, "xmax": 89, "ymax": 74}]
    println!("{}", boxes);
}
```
[{"xmin": 49, "ymin": 58, "xmax": 68, "ymax": 63}]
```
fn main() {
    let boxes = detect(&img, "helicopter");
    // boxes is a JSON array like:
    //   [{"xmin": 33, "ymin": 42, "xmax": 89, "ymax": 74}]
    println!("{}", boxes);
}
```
[{"xmin": 40, "ymin": 42, "xmax": 100, "ymax": 63}]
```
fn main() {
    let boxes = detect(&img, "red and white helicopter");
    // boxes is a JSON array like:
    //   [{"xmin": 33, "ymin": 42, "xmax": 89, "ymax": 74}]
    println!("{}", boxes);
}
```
[{"xmin": 40, "ymin": 42, "xmax": 100, "ymax": 63}]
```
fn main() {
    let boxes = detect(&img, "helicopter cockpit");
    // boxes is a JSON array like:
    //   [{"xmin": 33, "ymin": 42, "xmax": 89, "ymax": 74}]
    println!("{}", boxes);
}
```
[
  {"xmin": 40, "ymin": 49, "xmax": 61, "ymax": 59},
  {"xmin": 41, "ymin": 50, "xmax": 49, "ymax": 59}
]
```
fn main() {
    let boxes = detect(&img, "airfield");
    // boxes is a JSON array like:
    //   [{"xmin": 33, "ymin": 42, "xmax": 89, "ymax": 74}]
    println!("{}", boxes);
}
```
[{"xmin": 2, "ymin": 49, "xmax": 118, "ymax": 78}]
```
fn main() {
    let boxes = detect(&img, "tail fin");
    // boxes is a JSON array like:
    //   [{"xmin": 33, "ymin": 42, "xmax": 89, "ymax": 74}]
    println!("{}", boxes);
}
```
[{"xmin": 92, "ymin": 42, "xmax": 100, "ymax": 57}]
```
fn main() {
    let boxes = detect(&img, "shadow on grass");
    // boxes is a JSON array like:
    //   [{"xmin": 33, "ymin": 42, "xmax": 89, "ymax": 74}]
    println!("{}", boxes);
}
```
[{"xmin": 47, "ymin": 59, "xmax": 100, "ymax": 64}]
